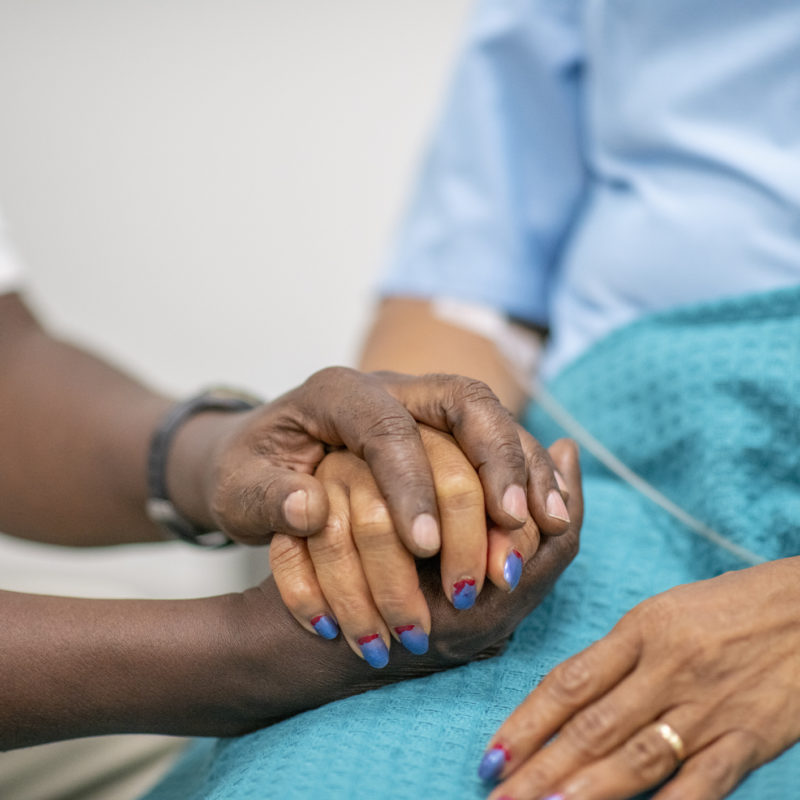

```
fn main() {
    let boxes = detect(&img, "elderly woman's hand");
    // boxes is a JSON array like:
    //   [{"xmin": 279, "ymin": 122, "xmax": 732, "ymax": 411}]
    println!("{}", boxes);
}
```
[
  {"xmin": 181, "ymin": 369, "xmax": 568, "ymax": 554},
  {"xmin": 480, "ymin": 557, "xmax": 800, "ymax": 800},
  {"xmin": 269, "ymin": 434, "xmax": 578, "ymax": 667}
]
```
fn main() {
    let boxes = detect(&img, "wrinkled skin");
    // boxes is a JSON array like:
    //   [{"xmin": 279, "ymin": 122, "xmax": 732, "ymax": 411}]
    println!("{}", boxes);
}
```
[
  {"xmin": 484, "ymin": 558, "xmax": 800, "ymax": 800},
  {"xmin": 270, "ymin": 427, "xmax": 572, "ymax": 663},
  {"xmin": 231, "ymin": 438, "xmax": 582, "ymax": 729}
]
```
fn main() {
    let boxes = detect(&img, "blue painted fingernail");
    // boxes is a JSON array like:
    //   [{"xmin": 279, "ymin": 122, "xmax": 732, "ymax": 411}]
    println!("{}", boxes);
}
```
[
  {"xmin": 478, "ymin": 744, "xmax": 510, "ymax": 781},
  {"xmin": 542, "ymin": 795, "xmax": 565, "ymax": 800},
  {"xmin": 311, "ymin": 614, "xmax": 338, "ymax": 640},
  {"xmin": 452, "ymin": 578, "xmax": 477, "ymax": 610},
  {"xmin": 395, "ymin": 625, "xmax": 429, "ymax": 655},
  {"xmin": 358, "ymin": 634, "xmax": 389, "ymax": 668},
  {"xmin": 503, "ymin": 549, "xmax": 524, "ymax": 591}
]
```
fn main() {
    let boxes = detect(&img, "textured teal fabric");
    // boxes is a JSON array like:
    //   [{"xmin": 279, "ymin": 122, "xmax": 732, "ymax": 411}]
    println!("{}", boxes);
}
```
[{"xmin": 144, "ymin": 286, "xmax": 800, "ymax": 799}]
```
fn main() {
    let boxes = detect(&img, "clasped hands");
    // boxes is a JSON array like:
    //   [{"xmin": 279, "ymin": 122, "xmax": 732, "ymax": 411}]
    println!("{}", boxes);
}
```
[
  {"xmin": 179, "ymin": 367, "xmax": 799, "ymax": 800},
  {"xmin": 199, "ymin": 367, "xmax": 582, "ymax": 668}
]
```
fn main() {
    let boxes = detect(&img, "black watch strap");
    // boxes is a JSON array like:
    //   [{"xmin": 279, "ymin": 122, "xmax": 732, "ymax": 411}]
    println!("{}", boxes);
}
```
[{"xmin": 146, "ymin": 388, "xmax": 262, "ymax": 547}]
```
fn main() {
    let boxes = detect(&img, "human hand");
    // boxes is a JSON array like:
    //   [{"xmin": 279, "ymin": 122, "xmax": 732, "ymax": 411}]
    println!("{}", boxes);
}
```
[
  {"xmin": 479, "ymin": 557, "xmax": 800, "ymax": 800},
  {"xmin": 270, "ymin": 435, "xmax": 579, "ymax": 667},
  {"xmin": 223, "ymin": 438, "xmax": 582, "ymax": 731},
  {"xmin": 170, "ymin": 369, "xmax": 569, "ymax": 555}
]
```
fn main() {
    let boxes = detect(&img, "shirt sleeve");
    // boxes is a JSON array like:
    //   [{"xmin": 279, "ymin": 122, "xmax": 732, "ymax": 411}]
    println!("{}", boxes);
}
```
[
  {"xmin": 378, "ymin": 0, "xmax": 586, "ymax": 326},
  {"xmin": 0, "ymin": 211, "xmax": 24, "ymax": 295}
]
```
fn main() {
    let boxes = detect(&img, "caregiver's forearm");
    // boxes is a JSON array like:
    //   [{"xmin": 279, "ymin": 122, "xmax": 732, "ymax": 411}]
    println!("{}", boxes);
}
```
[
  {"xmin": 359, "ymin": 297, "xmax": 533, "ymax": 416},
  {"xmin": 0, "ymin": 293, "xmax": 172, "ymax": 545},
  {"xmin": 0, "ymin": 582, "xmax": 403, "ymax": 749}
]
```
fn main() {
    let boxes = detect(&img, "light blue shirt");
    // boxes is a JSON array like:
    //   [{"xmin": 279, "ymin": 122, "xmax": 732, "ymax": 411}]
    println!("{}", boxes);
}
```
[{"xmin": 380, "ymin": 0, "xmax": 800, "ymax": 376}]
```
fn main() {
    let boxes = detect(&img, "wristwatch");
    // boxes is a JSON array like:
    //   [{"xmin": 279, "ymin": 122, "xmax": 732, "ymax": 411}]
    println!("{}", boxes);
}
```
[{"xmin": 146, "ymin": 388, "xmax": 262, "ymax": 547}]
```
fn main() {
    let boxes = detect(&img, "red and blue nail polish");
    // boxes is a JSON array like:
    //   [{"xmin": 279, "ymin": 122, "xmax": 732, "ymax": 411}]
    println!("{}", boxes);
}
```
[
  {"xmin": 394, "ymin": 625, "xmax": 429, "ymax": 655},
  {"xmin": 357, "ymin": 634, "xmax": 389, "ymax": 668},
  {"xmin": 503, "ymin": 549, "xmax": 524, "ymax": 591},
  {"xmin": 478, "ymin": 743, "xmax": 510, "ymax": 781},
  {"xmin": 452, "ymin": 577, "xmax": 477, "ymax": 610},
  {"xmin": 310, "ymin": 614, "xmax": 339, "ymax": 640}
]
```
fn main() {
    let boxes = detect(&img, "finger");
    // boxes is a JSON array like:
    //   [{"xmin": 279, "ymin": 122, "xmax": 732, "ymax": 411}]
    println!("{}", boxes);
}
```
[
  {"xmin": 486, "ymin": 670, "xmax": 673, "ymax": 795},
  {"xmin": 212, "ymin": 467, "xmax": 330, "ymax": 545},
  {"xmin": 521, "ymin": 428, "xmax": 572, "ymax": 536},
  {"xmin": 295, "ymin": 367, "xmax": 442, "ymax": 558},
  {"xmin": 307, "ymin": 479, "xmax": 392, "ymax": 669},
  {"xmin": 417, "ymin": 427, "xmax": 488, "ymax": 610},
  {"xmin": 375, "ymin": 372, "xmax": 532, "ymax": 530},
  {"xmin": 652, "ymin": 731, "xmax": 758, "ymax": 800},
  {"xmin": 486, "ymin": 520, "xmax": 541, "ymax": 592},
  {"xmin": 478, "ymin": 628, "xmax": 639, "ymax": 783},
  {"xmin": 269, "ymin": 533, "xmax": 339, "ymax": 640},
  {"xmin": 486, "ymin": 439, "xmax": 580, "ymax": 591},
  {"xmin": 548, "ymin": 438, "xmax": 583, "ymax": 527},
  {"xmin": 502, "ymin": 719, "xmax": 685, "ymax": 800},
  {"xmin": 348, "ymin": 473, "xmax": 432, "ymax": 655}
]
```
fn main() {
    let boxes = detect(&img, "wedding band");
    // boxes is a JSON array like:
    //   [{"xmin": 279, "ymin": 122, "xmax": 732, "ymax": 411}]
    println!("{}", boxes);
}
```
[{"xmin": 656, "ymin": 722, "xmax": 686, "ymax": 762}]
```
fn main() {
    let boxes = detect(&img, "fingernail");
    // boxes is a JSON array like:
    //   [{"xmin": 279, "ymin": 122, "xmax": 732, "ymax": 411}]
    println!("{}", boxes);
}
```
[
  {"xmin": 542, "ymin": 795, "xmax": 565, "ymax": 800},
  {"xmin": 546, "ymin": 489, "xmax": 570, "ymax": 523},
  {"xmin": 357, "ymin": 634, "xmax": 390, "ymax": 669},
  {"xmin": 394, "ymin": 625, "xmax": 429, "ymax": 655},
  {"xmin": 554, "ymin": 470, "xmax": 568, "ymax": 495},
  {"xmin": 310, "ymin": 614, "xmax": 338, "ymax": 640},
  {"xmin": 411, "ymin": 513, "xmax": 440, "ymax": 553},
  {"xmin": 503, "ymin": 549, "xmax": 523, "ymax": 591},
  {"xmin": 283, "ymin": 489, "xmax": 309, "ymax": 529},
  {"xmin": 502, "ymin": 484, "xmax": 528, "ymax": 523},
  {"xmin": 478, "ymin": 743, "xmax": 510, "ymax": 781},
  {"xmin": 452, "ymin": 577, "xmax": 477, "ymax": 610}
]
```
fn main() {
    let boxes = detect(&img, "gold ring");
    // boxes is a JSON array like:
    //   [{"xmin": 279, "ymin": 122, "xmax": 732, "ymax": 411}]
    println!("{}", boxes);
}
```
[{"xmin": 656, "ymin": 722, "xmax": 686, "ymax": 762}]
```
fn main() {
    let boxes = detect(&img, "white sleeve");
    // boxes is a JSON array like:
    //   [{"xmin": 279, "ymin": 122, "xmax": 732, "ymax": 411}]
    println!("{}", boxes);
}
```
[{"xmin": 0, "ymin": 212, "xmax": 24, "ymax": 294}]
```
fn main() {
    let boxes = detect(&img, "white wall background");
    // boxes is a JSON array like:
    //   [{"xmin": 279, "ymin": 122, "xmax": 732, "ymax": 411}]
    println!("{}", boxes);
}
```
[{"xmin": 0, "ymin": 0, "xmax": 471, "ymax": 596}]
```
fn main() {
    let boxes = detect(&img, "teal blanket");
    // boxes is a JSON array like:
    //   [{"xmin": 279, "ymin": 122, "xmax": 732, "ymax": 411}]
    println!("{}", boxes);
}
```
[{"xmin": 145, "ymin": 286, "xmax": 800, "ymax": 799}]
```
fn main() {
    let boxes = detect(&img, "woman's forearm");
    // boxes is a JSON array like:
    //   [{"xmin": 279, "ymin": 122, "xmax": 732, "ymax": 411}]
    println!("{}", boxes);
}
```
[{"xmin": 359, "ymin": 297, "xmax": 536, "ymax": 416}]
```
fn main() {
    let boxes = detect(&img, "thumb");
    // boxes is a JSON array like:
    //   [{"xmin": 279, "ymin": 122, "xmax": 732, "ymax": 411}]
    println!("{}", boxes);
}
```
[{"xmin": 213, "ymin": 467, "xmax": 330, "ymax": 546}]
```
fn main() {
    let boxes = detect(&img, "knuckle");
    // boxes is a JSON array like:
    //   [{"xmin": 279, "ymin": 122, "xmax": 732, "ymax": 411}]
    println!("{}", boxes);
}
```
[
  {"xmin": 305, "ymin": 365, "xmax": 353, "ymax": 390},
  {"xmin": 373, "ymin": 586, "xmax": 418, "ymax": 620},
  {"xmin": 564, "ymin": 704, "xmax": 620, "ymax": 758},
  {"xmin": 455, "ymin": 377, "xmax": 500, "ymax": 405},
  {"xmin": 546, "ymin": 654, "xmax": 593, "ymax": 704},
  {"xmin": 269, "ymin": 547, "xmax": 316, "ymax": 610},
  {"xmin": 696, "ymin": 749, "xmax": 736, "ymax": 786},
  {"xmin": 623, "ymin": 731, "xmax": 673, "ymax": 783},
  {"xmin": 309, "ymin": 514, "xmax": 354, "ymax": 565},
  {"xmin": 277, "ymin": 574, "xmax": 316, "ymax": 612},
  {"xmin": 446, "ymin": 378, "xmax": 505, "ymax": 426},
  {"xmin": 636, "ymin": 593, "xmax": 678, "ymax": 626},
  {"xmin": 362, "ymin": 412, "xmax": 416, "ymax": 445},
  {"xmin": 514, "ymin": 764, "xmax": 556, "ymax": 794},
  {"xmin": 268, "ymin": 535, "xmax": 305, "ymax": 572},
  {"xmin": 526, "ymin": 446, "xmax": 555, "ymax": 482},
  {"xmin": 352, "ymin": 502, "xmax": 394, "ymax": 542},
  {"xmin": 489, "ymin": 435, "xmax": 528, "ymax": 474},
  {"xmin": 435, "ymin": 470, "xmax": 483, "ymax": 508}
]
